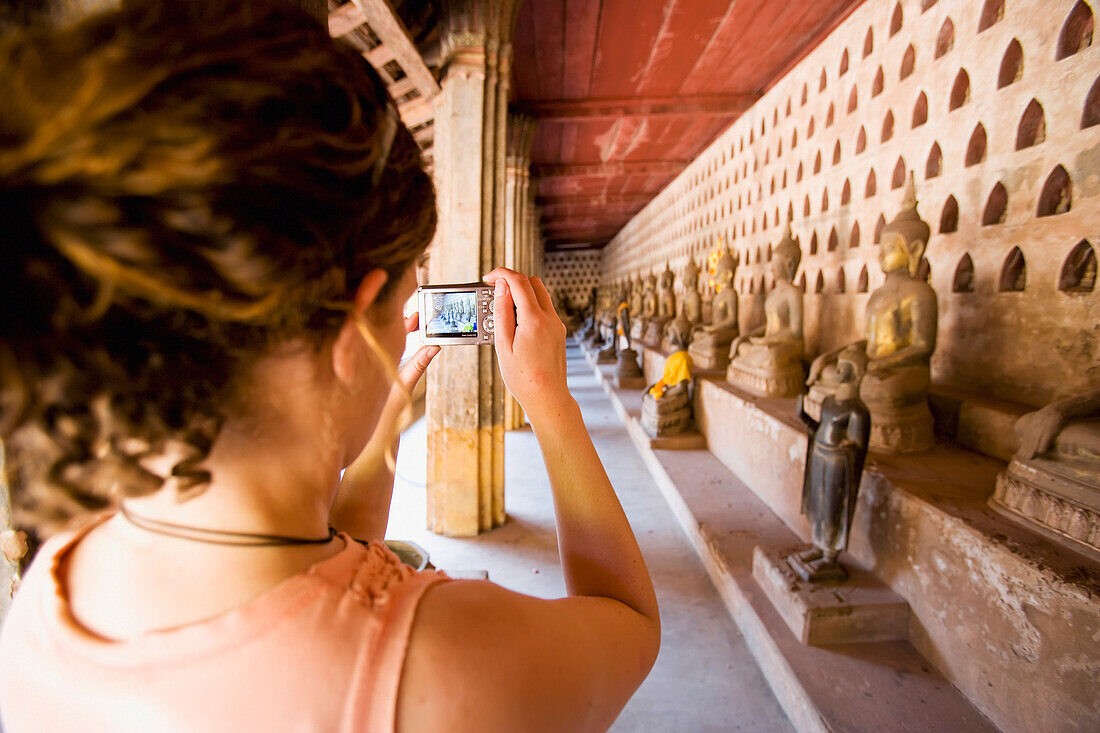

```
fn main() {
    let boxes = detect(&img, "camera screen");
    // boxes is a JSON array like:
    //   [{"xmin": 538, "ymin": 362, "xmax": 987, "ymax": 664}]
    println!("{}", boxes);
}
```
[{"xmin": 425, "ymin": 291, "xmax": 478, "ymax": 338}]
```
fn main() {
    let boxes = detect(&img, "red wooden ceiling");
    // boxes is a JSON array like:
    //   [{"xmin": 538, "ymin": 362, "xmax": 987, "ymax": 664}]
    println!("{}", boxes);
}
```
[{"xmin": 511, "ymin": 0, "xmax": 864, "ymax": 250}]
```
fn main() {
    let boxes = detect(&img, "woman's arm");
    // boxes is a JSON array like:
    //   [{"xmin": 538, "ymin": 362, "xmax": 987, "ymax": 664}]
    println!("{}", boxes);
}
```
[{"xmin": 396, "ymin": 269, "xmax": 660, "ymax": 732}]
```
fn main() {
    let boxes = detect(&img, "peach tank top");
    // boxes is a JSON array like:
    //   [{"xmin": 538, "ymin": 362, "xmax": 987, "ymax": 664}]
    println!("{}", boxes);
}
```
[{"xmin": 0, "ymin": 517, "xmax": 449, "ymax": 732}]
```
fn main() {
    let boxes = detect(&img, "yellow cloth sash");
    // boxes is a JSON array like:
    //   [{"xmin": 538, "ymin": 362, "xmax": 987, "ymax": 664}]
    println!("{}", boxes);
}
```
[
  {"xmin": 648, "ymin": 350, "xmax": 693, "ymax": 399},
  {"xmin": 616, "ymin": 302, "xmax": 628, "ymax": 336}
]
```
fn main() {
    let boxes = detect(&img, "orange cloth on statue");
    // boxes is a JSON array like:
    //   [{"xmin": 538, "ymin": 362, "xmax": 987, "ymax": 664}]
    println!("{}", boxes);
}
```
[
  {"xmin": 648, "ymin": 350, "xmax": 693, "ymax": 399},
  {"xmin": 616, "ymin": 302, "xmax": 628, "ymax": 336}
]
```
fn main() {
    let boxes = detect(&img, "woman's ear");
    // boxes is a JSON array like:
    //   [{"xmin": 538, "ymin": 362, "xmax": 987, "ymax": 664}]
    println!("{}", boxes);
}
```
[{"xmin": 332, "ymin": 270, "xmax": 389, "ymax": 385}]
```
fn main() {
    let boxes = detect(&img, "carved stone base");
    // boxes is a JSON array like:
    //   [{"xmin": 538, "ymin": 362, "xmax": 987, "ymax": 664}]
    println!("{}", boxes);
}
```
[
  {"xmin": 726, "ymin": 359, "xmax": 804, "ymax": 398},
  {"xmin": 596, "ymin": 344, "xmax": 617, "ymax": 364},
  {"xmin": 991, "ymin": 458, "xmax": 1100, "ymax": 561},
  {"xmin": 688, "ymin": 339, "xmax": 734, "ymax": 372},
  {"xmin": 753, "ymin": 545, "xmax": 910, "ymax": 646},
  {"xmin": 787, "ymin": 551, "xmax": 848, "ymax": 583},
  {"xmin": 616, "ymin": 348, "xmax": 643, "ymax": 380},
  {"xmin": 641, "ymin": 391, "xmax": 693, "ymax": 438},
  {"xmin": 615, "ymin": 375, "xmax": 646, "ymax": 390},
  {"xmin": 865, "ymin": 399, "xmax": 934, "ymax": 453}
]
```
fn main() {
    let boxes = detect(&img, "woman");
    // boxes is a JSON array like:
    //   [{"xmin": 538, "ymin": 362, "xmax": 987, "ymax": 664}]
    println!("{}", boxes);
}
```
[{"xmin": 0, "ymin": 2, "xmax": 659, "ymax": 730}]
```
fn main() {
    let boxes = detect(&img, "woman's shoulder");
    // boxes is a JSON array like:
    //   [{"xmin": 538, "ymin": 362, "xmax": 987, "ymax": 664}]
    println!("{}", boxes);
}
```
[{"xmin": 332, "ymin": 537, "xmax": 450, "ymax": 610}]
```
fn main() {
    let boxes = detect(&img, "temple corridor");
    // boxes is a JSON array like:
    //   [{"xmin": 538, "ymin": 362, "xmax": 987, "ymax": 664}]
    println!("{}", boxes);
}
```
[{"xmin": 387, "ymin": 345, "xmax": 793, "ymax": 732}]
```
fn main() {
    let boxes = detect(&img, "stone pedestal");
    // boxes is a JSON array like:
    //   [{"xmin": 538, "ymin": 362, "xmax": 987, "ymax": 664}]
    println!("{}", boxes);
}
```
[
  {"xmin": 753, "ymin": 545, "xmax": 910, "ymax": 646},
  {"xmin": 864, "ymin": 399, "xmax": 935, "ymax": 453},
  {"xmin": 726, "ymin": 359, "xmax": 804, "ymax": 398},
  {"xmin": 688, "ymin": 333, "xmax": 735, "ymax": 372},
  {"xmin": 643, "ymin": 318, "xmax": 669, "ymax": 345},
  {"xmin": 991, "ymin": 456, "xmax": 1100, "ymax": 562},
  {"xmin": 641, "ymin": 388, "xmax": 693, "ymax": 438},
  {"xmin": 616, "ymin": 348, "xmax": 644, "ymax": 389}
]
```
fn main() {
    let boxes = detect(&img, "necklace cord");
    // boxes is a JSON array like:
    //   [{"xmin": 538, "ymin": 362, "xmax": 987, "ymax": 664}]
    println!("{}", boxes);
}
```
[{"xmin": 119, "ymin": 505, "xmax": 336, "ymax": 547}]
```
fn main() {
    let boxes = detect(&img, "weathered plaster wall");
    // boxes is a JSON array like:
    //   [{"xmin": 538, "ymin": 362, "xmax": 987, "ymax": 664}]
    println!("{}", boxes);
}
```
[{"xmin": 603, "ymin": 0, "xmax": 1100, "ymax": 407}]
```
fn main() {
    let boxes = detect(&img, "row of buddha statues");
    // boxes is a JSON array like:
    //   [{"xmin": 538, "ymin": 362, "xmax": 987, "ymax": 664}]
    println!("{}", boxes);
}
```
[{"xmin": 574, "ymin": 173, "xmax": 1100, "ymax": 570}]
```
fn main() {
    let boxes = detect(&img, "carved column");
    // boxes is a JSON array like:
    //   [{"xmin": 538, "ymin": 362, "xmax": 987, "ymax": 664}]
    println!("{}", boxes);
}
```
[
  {"xmin": 425, "ymin": 0, "xmax": 519, "ymax": 536},
  {"xmin": 503, "ymin": 113, "xmax": 536, "ymax": 430}
]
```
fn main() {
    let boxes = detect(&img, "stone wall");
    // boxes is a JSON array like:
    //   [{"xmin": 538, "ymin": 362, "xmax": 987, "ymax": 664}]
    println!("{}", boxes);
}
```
[
  {"xmin": 602, "ymin": 0, "xmax": 1100, "ymax": 407},
  {"xmin": 543, "ymin": 248, "xmax": 605, "ymax": 310}
]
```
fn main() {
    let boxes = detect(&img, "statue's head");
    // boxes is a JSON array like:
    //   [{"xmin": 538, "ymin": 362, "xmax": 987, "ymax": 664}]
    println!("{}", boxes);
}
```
[
  {"xmin": 660, "ymin": 262, "xmax": 674, "ymax": 288},
  {"xmin": 880, "ymin": 173, "xmax": 930, "ymax": 277},
  {"xmin": 773, "ymin": 221, "xmax": 802, "ymax": 282},
  {"xmin": 715, "ymin": 249, "xmax": 738, "ymax": 290},
  {"xmin": 836, "ymin": 344, "xmax": 869, "ymax": 385},
  {"xmin": 683, "ymin": 257, "xmax": 701, "ymax": 289},
  {"xmin": 645, "ymin": 272, "xmax": 657, "ymax": 288}
]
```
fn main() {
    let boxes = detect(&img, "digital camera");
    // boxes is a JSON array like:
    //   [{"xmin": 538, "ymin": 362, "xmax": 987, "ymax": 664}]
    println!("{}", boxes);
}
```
[{"xmin": 417, "ymin": 283, "xmax": 495, "ymax": 346}]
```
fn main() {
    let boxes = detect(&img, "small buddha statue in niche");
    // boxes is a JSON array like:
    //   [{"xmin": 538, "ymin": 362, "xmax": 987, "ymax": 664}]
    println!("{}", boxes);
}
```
[
  {"xmin": 725, "ymin": 221, "xmax": 805, "ymax": 397},
  {"xmin": 991, "ymin": 388, "xmax": 1100, "ymax": 558},
  {"xmin": 789, "ymin": 345, "xmax": 871, "ymax": 583},
  {"xmin": 629, "ymin": 276, "xmax": 644, "ymax": 318},
  {"xmin": 634, "ymin": 272, "xmax": 658, "ymax": 342},
  {"xmin": 690, "ymin": 246, "xmax": 740, "ymax": 371},
  {"xmin": 645, "ymin": 263, "xmax": 676, "ymax": 344},
  {"xmin": 641, "ymin": 331, "xmax": 695, "ymax": 438},
  {"xmin": 616, "ymin": 287, "xmax": 645, "ymax": 387},
  {"xmin": 806, "ymin": 175, "xmax": 937, "ymax": 453},
  {"xmin": 664, "ymin": 257, "xmax": 702, "ymax": 351}
]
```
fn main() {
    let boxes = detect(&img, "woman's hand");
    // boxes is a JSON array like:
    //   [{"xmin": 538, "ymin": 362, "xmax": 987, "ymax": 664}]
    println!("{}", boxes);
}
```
[{"xmin": 482, "ymin": 268, "xmax": 571, "ymax": 419}]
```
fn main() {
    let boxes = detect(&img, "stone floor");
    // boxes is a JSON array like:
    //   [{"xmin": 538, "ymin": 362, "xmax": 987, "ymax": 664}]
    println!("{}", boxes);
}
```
[{"xmin": 386, "ymin": 345, "xmax": 793, "ymax": 733}]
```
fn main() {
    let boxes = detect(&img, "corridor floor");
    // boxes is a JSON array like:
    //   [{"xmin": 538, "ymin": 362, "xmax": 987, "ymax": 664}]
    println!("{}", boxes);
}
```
[{"xmin": 386, "ymin": 345, "xmax": 793, "ymax": 732}]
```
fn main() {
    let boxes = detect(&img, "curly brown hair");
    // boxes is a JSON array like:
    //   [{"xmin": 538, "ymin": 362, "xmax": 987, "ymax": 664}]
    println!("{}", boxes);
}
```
[{"xmin": 0, "ymin": 0, "xmax": 437, "ymax": 541}]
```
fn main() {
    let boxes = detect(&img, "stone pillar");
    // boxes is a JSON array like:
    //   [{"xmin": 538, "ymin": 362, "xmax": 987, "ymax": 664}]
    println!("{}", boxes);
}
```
[
  {"xmin": 503, "ymin": 113, "xmax": 536, "ymax": 430},
  {"xmin": 425, "ymin": 0, "xmax": 518, "ymax": 536}
]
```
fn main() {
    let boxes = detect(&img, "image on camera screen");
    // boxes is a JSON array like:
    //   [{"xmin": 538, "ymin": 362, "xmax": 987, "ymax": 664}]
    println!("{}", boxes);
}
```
[{"xmin": 425, "ymin": 291, "xmax": 478, "ymax": 338}]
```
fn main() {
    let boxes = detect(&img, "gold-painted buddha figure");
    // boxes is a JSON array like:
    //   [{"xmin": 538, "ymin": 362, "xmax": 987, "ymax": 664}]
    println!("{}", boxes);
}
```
[
  {"xmin": 726, "ymin": 222, "xmax": 805, "ymax": 397},
  {"xmin": 806, "ymin": 175, "xmax": 937, "ymax": 452}
]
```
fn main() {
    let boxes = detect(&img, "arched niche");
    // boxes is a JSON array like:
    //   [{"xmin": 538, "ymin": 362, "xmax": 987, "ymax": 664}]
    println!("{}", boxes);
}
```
[
  {"xmin": 810, "ymin": 231, "xmax": 819, "ymax": 255},
  {"xmin": 1057, "ymin": 2, "xmax": 1094, "ymax": 60},
  {"xmin": 1016, "ymin": 99, "xmax": 1046, "ymax": 150},
  {"xmin": 982, "ymin": 182, "xmax": 1008, "ymax": 225},
  {"xmin": 832, "ymin": 141, "xmax": 842, "ymax": 165},
  {"xmin": 822, "ymin": 188, "xmax": 830, "ymax": 212},
  {"xmin": 801, "ymin": 83, "xmax": 809, "ymax": 106},
  {"xmin": 965, "ymin": 124, "xmax": 987, "ymax": 166},
  {"xmin": 1059, "ymin": 240, "xmax": 1097, "ymax": 292},
  {"xmin": 874, "ymin": 214, "xmax": 886, "ymax": 244},
  {"xmin": 808, "ymin": 117, "xmax": 816, "ymax": 138},
  {"xmin": 873, "ymin": 66, "xmax": 885, "ymax": 97},
  {"xmin": 849, "ymin": 222, "xmax": 861, "ymax": 248},
  {"xmin": 827, "ymin": 103, "xmax": 835, "ymax": 127},
  {"xmin": 917, "ymin": 258, "xmax": 931, "ymax": 283},
  {"xmin": 827, "ymin": 228, "xmax": 839, "ymax": 252},
  {"xmin": 940, "ymin": 195, "xmax": 959, "ymax": 233},
  {"xmin": 866, "ymin": 169, "xmax": 877, "ymax": 198},
  {"xmin": 952, "ymin": 253, "xmax": 975, "ymax": 293},
  {"xmin": 856, "ymin": 126, "xmax": 867, "ymax": 154},
  {"xmin": 798, "ymin": 272, "xmax": 807, "ymax": 293},
  {"xmin": 814, "ymin": 151, "xmax": 822, "ymax": 174},
  {"xmin": 1037, "ymin": 165, "xmax": 1072, "ymax": 216},
  {"xmin": 926, "ymin": 142, "xmax": 943, "ymax": 179},
  {"xmin": 912, "ymin": 92, "xmax": 928, "ymax": 127},
  {"xmin": 792, "ymin": 129, "xmax": 798, "ymax": 149},
  {"xmin": 891, "ymin": 3, "xmax": 904, "ymax": 37},
  {"xmin": 848, "ymin": 86, "xmax": 858, "ymax": 113},
  {"xmin": 840, "ymin": 49, "xmax": 850, "ymax": 76},
  {"xmin": 901, "ymin": 44, "xmax": 916, "ymax": 80},
  {"xmin": 882, "ymin": 110, "xmax": 895, "ymax": 142},
  {"xmin": 979, "ymin": 0, "xmax": 1005, "ymax": 32},
  {"xmin": 857, "ymin": 265, "xmax": 869, "ymax": 293},
  {"xmin": 820, "ymin": 68, "xmax": 828, "ymax": 92},
  {"xmin": 922, "ymin": 0, "xmax": 939, "ymax": 10},
  {"xmin": 949, "ymin": 69, "xmax": 970, "ymax": 110},
  {"xmin": 804, "ymin": 196, "xmax": 811, "ymax": 217},
  {"xmin": 892, "ymin": 157, "xmax": 906, "ymax": 189},
  {"xmin": 814, "ymin": 271, "xmax": 825, "ymax": 294},
  {"xmin": 1084, "ymin": 76, "xmax": 1100, "ymax": 128},
  {"xmin": 936, "ymin": 18, "xmax": 955, "ymax": 59},
  {"xmin": 999, "ymin": 40, "xmax": 1024, "ymax": 89},
  {"xmin": 841, "ymin": 179, "xmax": 852, "ymax": 205},
  {"xmin": 864, "ymin": 27, "xmax": 874, "ymax": 58},
  {"xmin": 836, "ymin": 267, "xmax": 847, "ymax": 293},
  {"xmin": 999, "ymin": 247, "xmax": 1027, "ymax": 292},
  {"xmin": 797, "ymin": 162, "xmax": 804, "ymax": 182}
]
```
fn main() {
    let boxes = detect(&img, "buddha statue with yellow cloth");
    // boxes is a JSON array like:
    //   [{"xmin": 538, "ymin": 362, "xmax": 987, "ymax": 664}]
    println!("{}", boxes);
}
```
[
  {"xmin": 641, "ymin": 331, "xmax": 695, "ymax": 437},
  {"xmin": 726, "ymin": 222, "xmax": 805, "ymax": 397},
  {"xmin": 690, "ymin": 245, "xmax": 740, "ymax": 371},
  {"xmin": 806, "ymin": 175, "xmax": 937, "ymax": 453}
]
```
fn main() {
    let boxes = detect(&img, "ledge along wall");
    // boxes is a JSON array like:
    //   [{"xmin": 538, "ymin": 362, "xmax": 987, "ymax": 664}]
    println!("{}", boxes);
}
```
[
  {"xmin": 592, "ymin": 1, "xmax": 1100, "ymax": 731},
  {"xmin": 603, "ymin": 0, "xmax": 1100, "ymax": 408}
]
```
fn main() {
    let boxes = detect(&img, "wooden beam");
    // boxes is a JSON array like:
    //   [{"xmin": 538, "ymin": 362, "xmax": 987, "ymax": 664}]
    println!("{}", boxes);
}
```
[
  {"xmin": 519, "ymin": 95, "xmax": 760, "ymax": 121},
  {"xmin": 398, "ymin": 97, "xmax": 434, "ymax": 128},
  {"xmin": 365, "ymin": 43, "xmax": 395, "ymax": 69},
  {"xmin": 350, "ymin": 0, "xmax": 441, "ymax": 98},
  {"xmin": 328, "ymin": 2, "xmax": 365, "ymax": 37},
  {"xmin": 532, "ymin": 160, "xmax": 689, "ymax": 178}
]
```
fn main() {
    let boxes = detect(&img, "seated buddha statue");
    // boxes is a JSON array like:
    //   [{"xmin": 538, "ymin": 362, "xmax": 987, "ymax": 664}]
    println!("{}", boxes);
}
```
[
  {"xmin": 633, "ymin": 272, "xmax": 658, "ymax": 343},
  {"xmin": 664, "ymin": 257, "xmax": 702, "ymax": 351},
  {"xmin": 806, "ymin": 175, "xmax": 937, "ymax": 453},
  {"xmin": 689, "ymin": 247, "xmax": 740, "ymax": 371},
  {"xmin": 991, "ymin": 388, "xmax": 1100, "ymax": 559},
  {"xmin": 628, "ymin": 276, "xmax": 643, "ymax": 319},
  {"xmin": 726, "ymin": 222, "xmax": 805, "ymax": 397},
  {"xmin": 641, "ymin": 331, "xmax": 695, "ymax": 438},
  {"xmin": 644, "ymin": 263, "xmax": 676, "ymax": 344}
]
